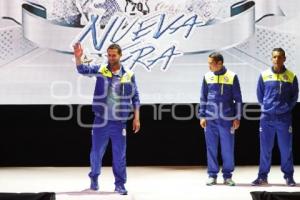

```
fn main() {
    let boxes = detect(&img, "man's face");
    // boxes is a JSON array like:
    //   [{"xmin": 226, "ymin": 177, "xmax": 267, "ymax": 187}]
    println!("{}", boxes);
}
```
[
  {"xmin": 107, "ymin": 48, "xmax": 121, "ymax": 65},
  {"xmin": 208, "ymin": 57, "xmax": 222, "ymax": 72},
  {"xmin": 272, "ymin": 51, "xmax": 286, "ymax": 68}
]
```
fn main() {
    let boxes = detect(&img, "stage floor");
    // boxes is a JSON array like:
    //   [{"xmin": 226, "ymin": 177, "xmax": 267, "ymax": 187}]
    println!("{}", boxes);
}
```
[{"xmin": 0, "ymin": 166, "xmax": 300, "ymax": 200}]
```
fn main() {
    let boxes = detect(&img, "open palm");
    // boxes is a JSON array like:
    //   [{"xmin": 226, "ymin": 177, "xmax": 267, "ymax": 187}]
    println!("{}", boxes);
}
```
[{"xmin": 73, "ymin": 42, "xmax": 83, "ymax": 58}]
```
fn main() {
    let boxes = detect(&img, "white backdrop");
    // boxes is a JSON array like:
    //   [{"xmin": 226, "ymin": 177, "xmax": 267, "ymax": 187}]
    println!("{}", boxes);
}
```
[{"xmin": 0, "ymin": 0, "xmax": 299, "ymax": 104}]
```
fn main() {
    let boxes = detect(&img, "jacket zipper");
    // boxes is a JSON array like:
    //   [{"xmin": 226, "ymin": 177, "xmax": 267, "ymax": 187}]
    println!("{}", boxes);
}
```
[
  {"xmin": 221, "ymin": 83, "xmax": 224, "ymax": 95},
  {"xmin": 218, "ymin": 75, "xmax": 224, "ymax": 95},
  {"xmin": 277, "ymin": 74, "xmax": 282, "ymax": 94}
]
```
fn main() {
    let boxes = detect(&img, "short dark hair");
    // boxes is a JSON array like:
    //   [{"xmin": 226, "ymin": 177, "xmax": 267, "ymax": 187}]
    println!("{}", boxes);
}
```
[
  {"xmin": 272, "ymin": 48, "xmax": 285, "ymax": 57},
  {"xmin": 107, "ymin": 43, "xmax": 122, "ymax": 55},
  {"xmin": 209, "ymin": 52, "xmax": 224, "ymax": 63}
]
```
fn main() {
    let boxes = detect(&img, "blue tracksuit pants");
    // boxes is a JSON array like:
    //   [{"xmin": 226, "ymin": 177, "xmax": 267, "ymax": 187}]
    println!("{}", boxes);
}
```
[
  {"xmin": 88, "ymin": 115, "xmax": 127, "ymax": 186},
  {"xmin": 258, "ymin": 117, "xmax": 294, "ymax": 179},
  {"xmin": 204, "ymin": 119, "xmax": 235, "ymax": 179}
]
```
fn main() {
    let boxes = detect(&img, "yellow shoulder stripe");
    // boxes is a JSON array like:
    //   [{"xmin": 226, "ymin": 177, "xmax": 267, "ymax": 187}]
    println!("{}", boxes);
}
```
[
  {"xmin": 99, "ymin": 64, "xmax": 112, "ymax": 78},
  {"xmin": 205, "ymin": 70, "xmax": 236, "ymax": 85},
  {"xmin": 120, "ymin": 69, "xmax": 134, "ymax": 83},
  {"xmin": 262, "ymin": 68, "xmax": 295, "ymax": 83},
  {"xmin": 99, "ymin": 64, "xmax": 134, "ymax": 83}
]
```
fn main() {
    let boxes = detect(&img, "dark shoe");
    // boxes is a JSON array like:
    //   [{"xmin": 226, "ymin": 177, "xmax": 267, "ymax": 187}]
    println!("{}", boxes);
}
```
[
  {"xmin": 251, "ymin": 178, "xmax": 268, "ymax": 186},
  {"xmin": 114, "ymin": 185, "xmax": 128, "ymax": 195},
  {"xmin": 286, "ymin": 177, "xmax": 296, "ymax": 187},
  {"xmin": 90, "ymin": 176, "xmax": 99, "ymax": 191}
]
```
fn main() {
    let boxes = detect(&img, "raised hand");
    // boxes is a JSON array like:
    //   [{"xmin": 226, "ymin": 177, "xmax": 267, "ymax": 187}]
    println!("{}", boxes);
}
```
[{"xmin": 73, "ymin": 42, "xmax": 83, "ymax": 58}]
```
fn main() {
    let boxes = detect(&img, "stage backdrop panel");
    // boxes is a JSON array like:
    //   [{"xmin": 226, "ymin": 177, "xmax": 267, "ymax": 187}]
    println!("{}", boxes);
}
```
[{"xmin": 0, "ymin": 0, "xmax": 299, "ymax": 104}]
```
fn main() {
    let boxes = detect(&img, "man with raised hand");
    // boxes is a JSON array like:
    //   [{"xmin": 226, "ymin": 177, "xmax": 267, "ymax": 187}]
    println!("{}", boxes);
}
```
[{"xmin": 73, "ymin": 42, "xmax": 141, "ymax": 195}]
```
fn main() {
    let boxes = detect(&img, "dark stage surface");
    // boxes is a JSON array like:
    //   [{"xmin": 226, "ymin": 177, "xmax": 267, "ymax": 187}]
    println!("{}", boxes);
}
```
[{"xmin": 0, "ymin": 104, "xmax": 299, "ymax": 166}]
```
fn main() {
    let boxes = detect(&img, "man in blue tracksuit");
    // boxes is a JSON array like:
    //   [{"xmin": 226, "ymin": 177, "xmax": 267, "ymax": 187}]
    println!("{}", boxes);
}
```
[
  {"xmin": 73, "ymin": 43, "xmax": 141, "ymax": 194},
  {"xmin": 252, "ymin": 48, "xmax": 299, "ymax": 187},
  {"xmin": 199, "ymin": 52, "xmax": 242, "ymax": 186}
]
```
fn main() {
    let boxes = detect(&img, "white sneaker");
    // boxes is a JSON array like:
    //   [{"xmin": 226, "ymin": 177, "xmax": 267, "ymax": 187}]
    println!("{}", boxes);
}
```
[
  {"xmin": 224, "ymin": 178, "xmax": 235, "ymax": 186},
  {"xmin": 206, "ymin": 177, "xmax": 217, "ymax": 186}
]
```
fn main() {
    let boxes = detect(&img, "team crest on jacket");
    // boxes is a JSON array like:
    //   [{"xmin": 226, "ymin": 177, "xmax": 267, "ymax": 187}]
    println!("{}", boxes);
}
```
[
  {"xmin": 268, "ymin": 74, "xmax": 273, "ymax": 79},
  {"xmin": 224, "ymin": 76, "xmax": 229, "ymax": 82}
]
